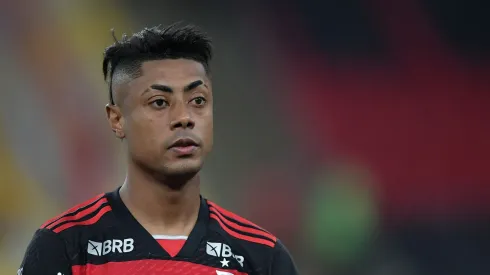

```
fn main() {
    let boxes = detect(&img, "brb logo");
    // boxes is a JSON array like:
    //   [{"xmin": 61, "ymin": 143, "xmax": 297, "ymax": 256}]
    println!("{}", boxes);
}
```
[
  {"xmin": 206, "ymin": 242, "xmax": 244, "ymax": 267},
  {"xmin": 87, "ymin": 238, "xmax": 134, "ymax": 256}
]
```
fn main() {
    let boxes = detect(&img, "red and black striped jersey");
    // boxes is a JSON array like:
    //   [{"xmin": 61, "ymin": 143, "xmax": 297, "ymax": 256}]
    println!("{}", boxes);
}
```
[{"xmin": 19, "ymin": 188, "xmax": 298, "ymax": 275}]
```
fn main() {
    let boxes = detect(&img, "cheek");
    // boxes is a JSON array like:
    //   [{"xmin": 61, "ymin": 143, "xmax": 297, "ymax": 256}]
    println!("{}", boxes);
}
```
[
  {"xmin": 201, "ymin": 115, "xmax": 214, "ymax": 148},
  {"xmin": 126, "ymin": 111, "xmax": 165, "ymax": 143}
]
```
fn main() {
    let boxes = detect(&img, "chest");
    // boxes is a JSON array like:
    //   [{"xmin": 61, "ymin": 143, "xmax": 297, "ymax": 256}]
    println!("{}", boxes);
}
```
[
  {"xmin": 70, "ymin": 234, "xmax": 251, "ymax": 275},
  {"xmin": 72, "ymin": 259, "xmax": 247, "ymax": 275}
]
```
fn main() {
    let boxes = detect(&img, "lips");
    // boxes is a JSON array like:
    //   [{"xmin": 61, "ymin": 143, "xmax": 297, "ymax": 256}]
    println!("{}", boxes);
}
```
[
  {"xmin": 168, "ymin": 137, "xmax": 200, "ymax": 156},
  {"xmin": 168, "ymin": 138, "xmax": 199, "ymax": 149}
]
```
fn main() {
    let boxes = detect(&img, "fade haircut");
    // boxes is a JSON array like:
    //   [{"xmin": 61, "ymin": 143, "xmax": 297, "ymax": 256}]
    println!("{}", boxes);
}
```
[{"xmin": 103, "ymin": 23, "xmax": 213, "ymax": 105}]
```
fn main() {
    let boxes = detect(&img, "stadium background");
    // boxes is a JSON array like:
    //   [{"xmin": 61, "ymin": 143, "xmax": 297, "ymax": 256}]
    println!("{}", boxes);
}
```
[{"xmin": 0, "ymin": 0, "xmax": 489, "ymax": 274}]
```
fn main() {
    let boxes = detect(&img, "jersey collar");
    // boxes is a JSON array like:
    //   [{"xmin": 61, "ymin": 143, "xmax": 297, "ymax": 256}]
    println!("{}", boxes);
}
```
[{"xmin": 107, "ymin": 187, "xmax": 209, "ymax": 258}]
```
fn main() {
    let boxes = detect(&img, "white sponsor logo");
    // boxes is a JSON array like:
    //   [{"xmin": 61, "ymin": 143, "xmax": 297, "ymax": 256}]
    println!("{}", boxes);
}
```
[
  {"xmin": 87, "ymin": 238, "xmax": 134, "ymax": 256},
  {"xmin": 216, "ymin": 271, "xmax": 233, "ymax": 275},
  {"xmin": 17, "ymin": 267, "xmax": 23, "ymax": 275},
  {"xmin": 206, "ymin": 242, "xmax": 244, "ymax": 267}
]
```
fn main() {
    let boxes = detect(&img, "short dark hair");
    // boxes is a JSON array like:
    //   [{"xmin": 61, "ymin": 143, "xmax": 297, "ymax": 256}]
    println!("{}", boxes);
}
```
[{"xmin": 103, "ymin": 23, "xmax": 213, "ymax": 104}]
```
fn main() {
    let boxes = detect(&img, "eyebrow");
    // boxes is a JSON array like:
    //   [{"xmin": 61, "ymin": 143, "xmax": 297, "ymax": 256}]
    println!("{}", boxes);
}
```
[{"xmin": 149, "ymin": 80, "xmax": 206, "ymax": 94}]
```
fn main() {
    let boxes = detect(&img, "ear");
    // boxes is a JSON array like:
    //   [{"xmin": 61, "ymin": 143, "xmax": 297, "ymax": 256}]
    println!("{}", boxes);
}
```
[{"xmin": 106, "ymin": 104, "xmax": 125, "ymax": 139}]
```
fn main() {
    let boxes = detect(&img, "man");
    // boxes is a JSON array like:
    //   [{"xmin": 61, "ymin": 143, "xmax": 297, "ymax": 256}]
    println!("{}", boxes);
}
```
[{"xmin": 18, "ymin": 24, "xmax": 299, "ymax": 275}]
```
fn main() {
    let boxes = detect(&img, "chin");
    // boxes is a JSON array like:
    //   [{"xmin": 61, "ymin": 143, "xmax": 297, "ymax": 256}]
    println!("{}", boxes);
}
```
[{"xmin": 163, "ymin": 158, "xmax": 203, "ymax": 177}]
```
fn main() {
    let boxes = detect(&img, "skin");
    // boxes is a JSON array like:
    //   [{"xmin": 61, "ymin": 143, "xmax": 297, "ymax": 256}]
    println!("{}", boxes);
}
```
[{"xmin": 106, "ymin": 58, "xmax": 213, "ymax": 236}]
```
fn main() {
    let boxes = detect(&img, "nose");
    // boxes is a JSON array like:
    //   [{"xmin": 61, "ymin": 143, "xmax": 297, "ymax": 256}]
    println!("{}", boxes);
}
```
[{"xmin": 170, "ymin": 103, "xmax": 195, "ymax": 130}]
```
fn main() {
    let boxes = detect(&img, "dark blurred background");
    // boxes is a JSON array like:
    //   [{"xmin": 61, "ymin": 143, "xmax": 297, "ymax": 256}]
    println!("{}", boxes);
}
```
[{"xmin": 0, "ymin": 0, "xmax": 489, "ymax": 274}]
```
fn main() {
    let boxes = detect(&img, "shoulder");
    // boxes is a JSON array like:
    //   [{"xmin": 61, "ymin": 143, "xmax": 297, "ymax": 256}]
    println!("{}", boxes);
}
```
[
  {"xmin": 39, "ymin": 193, "xmax": 112, "ymax": 236},
  {"xmin": 205, "ymin": 200, "xmax": 299, "ymax": 273},
  {"xmin": 206, "ymin": 199, "xmax": 277, "ymax": 249}
]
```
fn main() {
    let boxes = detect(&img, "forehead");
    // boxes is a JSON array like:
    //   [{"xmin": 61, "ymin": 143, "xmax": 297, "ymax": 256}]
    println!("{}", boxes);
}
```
[{"xmin": 138, "ymin": 59, "xmax": 208, "ymax": 85}]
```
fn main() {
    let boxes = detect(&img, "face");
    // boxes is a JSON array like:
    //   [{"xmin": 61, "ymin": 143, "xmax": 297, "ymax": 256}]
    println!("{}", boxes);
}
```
[{"xmin": 106, "ymin": 59, "xmax": 213, "ymax": 179}]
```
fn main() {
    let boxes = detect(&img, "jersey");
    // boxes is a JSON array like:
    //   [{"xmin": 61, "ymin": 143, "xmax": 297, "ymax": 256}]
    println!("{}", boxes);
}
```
[{"xmin": 18, "ymin": 188, "xmax": 299, "ymax": 275}]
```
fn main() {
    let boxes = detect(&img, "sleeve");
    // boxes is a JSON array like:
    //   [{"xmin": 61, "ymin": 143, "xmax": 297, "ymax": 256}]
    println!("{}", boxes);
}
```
[
  {"xmin": 19, "ymin": 229, "xmax": 72, "ymax": 275},
  {"xmin": 269, "ymin": 240, "xmax": 300, "ymax": 275}
]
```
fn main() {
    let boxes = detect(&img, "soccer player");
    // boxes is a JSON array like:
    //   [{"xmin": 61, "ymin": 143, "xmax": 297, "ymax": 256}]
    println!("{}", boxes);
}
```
[{"xmin": 18, "ymin": 24, "xmax": 299, "ymax": 275}]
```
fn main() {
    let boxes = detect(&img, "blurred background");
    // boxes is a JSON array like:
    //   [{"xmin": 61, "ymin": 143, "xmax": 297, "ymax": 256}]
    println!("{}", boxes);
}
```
[{"xmin": 1, "ymin": 0, "xmax": 489, "ymax": 274}]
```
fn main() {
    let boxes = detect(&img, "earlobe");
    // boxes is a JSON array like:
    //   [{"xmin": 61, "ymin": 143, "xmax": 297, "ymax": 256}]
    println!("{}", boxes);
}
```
[{"xmin": 114, "ymin": 129, "xmax": 125, "ymax": 139}]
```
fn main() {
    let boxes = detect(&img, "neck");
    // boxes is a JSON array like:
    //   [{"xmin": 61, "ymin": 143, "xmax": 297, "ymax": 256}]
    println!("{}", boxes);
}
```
[{"xmin": 119, "ymin": 162, "xmax": 201, "ymax": 236}]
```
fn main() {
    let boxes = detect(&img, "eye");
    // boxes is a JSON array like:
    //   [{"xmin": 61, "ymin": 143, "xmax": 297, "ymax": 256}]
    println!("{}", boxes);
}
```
[
  {"xmin": 191, "ymin": 96, "xmax": 207, "ymax": 106},
  {"xmin": 150, "ymin": 99, "xmax": 168, "ymax": 109}
]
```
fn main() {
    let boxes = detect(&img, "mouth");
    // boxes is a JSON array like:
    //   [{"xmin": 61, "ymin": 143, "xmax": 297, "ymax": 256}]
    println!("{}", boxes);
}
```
[{"xmin": 168, "ymin": 138, "xmax": 200, "ymax": 156}]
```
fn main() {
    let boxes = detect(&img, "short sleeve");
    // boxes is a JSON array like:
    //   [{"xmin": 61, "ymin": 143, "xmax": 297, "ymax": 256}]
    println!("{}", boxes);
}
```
[
  {"xmin": 269, "ymin": 240, "xmax": 299, "ymax": 275},
  {"xmin": 19, "ymin": 229, "xmax": 72, "ymax": 275}
]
